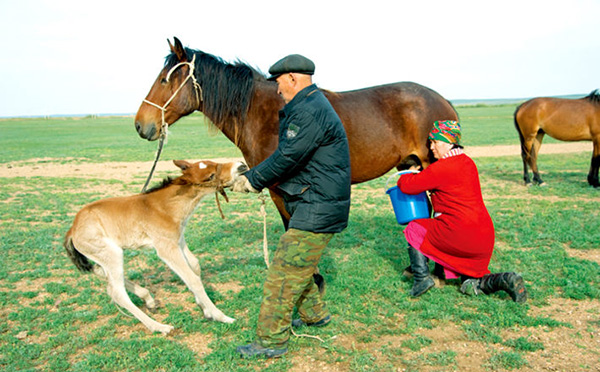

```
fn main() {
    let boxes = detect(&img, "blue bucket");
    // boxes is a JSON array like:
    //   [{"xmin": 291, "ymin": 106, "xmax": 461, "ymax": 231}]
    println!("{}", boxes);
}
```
[{"xmin": 386, "ymin": 171, "xmax": 430, "ymax": 225}]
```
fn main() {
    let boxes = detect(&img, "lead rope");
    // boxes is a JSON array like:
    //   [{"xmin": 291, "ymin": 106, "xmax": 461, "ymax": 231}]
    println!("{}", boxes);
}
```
[
  {"xmin": 140, "ymin": 54, "xmax": 202, "ymax": 193},
  {"xmin": 258, "ymin": 193, "xmax": 270, "ymax": 268},
  {"xmin": 141, "ymin": 121, "xmax": 167, "ymax": 193}
]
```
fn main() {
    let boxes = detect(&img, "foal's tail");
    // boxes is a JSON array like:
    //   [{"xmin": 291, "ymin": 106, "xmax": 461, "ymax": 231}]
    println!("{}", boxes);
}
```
[{"xmin": 63, "ymin": 234, "xmax": 93, "ymax": 272}]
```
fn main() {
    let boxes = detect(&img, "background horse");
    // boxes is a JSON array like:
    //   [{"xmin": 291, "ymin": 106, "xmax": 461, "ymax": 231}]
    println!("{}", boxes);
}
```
[
  {"xmin": 514, "ymin": 89, "xmax": 600, "ymax": 187},
  {"xmin": 135, "ymin": 37, "xmax": 458, "ymax": 227},
  {"xmin": 64, "ymin": 159, "xmax": 247, "ymax": 334}
]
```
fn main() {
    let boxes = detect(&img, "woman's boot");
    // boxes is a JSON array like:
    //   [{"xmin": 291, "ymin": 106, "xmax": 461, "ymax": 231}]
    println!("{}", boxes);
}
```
[
  {"xmin": 461, "ymin": 272, "xmax": 527, "ymax": 303},
  {"xmin": 407, "ymin": 246, "xmax": 434, "ymax": 297}
]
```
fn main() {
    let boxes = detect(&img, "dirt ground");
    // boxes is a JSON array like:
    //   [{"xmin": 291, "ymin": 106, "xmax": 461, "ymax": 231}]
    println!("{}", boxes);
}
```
[
  {"xmin": 3, "ymin": 141, "xmax": 599, "ymax": 371},
  {"xmin": 0, "ymin": 142, "xmax": 592, "ymax": 180}
]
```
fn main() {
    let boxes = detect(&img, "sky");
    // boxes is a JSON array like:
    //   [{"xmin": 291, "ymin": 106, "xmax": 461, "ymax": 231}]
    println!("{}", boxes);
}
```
[{"xmin": 0, "ymin": 0, "xmax": 599, "ymax": 117}]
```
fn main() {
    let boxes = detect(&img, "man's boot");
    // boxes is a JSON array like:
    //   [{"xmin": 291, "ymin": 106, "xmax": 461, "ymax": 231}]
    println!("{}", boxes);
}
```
[
  {"xmin": 407, "ymin": 246, "xmax": 435, "ymax": 297},
  {"xmin": 461, "ymin": 272, "xmax": 527, "ymax": 303}
]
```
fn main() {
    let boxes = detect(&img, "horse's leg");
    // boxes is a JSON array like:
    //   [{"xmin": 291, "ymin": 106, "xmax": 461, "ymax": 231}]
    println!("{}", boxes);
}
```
[
  {"xmin": 530, "ymin": 131, "xmax": 546, "ymax": 186},
  {"xmin": 588, "ymin": 138, "xmax": 600, "ymax": 187},
  {"xmin": 268, "ymin": 189, "xmax": 290, "ymax": 230},
  {"xmin": 91, "ymin": 241, "xmax": 174, "ymax": 334},
  {"xmin": 154, "ymin": 240, "xmax": 235, "ymax": 323},
  {"xmin": 519, "ymin": 139, "xmax": 532, "ymax": 185},
  {"xmin": 93, "ymin": 265, "xmax": 159, "ymax": 311},
  {"xmin": 397, "ymin": 154, "xmax": 423, "ymax": 170}
]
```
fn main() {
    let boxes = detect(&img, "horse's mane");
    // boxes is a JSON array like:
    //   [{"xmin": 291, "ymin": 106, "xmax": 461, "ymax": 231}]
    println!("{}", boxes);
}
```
[
  {"xmin": 165, "ymin": 48, "xmax": 265, "ymax": 129},
  {"xmin": 584, "ymin": 89, "xmax": 600, "ymax": 104},
  {"xmin": 143, "ymin": 177, "xmax": 175, "ymax": 194}
]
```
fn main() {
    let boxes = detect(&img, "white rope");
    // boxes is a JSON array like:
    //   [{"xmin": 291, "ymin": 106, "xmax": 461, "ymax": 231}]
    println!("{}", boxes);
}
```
[
  {"xmin": 140, "ymin": 54, "xmax": 201, "ymax": 192},
  {"xmin": 259, "ymin": 193, "xmax": 270, "ymax": 268}
]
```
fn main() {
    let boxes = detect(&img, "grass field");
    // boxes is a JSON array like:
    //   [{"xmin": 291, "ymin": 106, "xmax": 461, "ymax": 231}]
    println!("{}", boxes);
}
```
[{"xmin": 1, "ymin": 105, "xmax": 599, "ymax": 371}]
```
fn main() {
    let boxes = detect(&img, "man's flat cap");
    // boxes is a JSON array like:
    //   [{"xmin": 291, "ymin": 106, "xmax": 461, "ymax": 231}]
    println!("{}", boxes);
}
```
[{"xmin": 267, "ymin": 54, "xmax": 315, "ymax": 81}]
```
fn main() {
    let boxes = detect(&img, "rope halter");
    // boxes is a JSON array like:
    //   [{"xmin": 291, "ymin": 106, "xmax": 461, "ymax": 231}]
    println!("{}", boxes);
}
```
[
  {"xmin": 140, "ymin": 53, "xmax": 203, "ymax": 193},
  {"xmin": 142, "ymin": 53, "xmax": 203, "ymax": 140}
]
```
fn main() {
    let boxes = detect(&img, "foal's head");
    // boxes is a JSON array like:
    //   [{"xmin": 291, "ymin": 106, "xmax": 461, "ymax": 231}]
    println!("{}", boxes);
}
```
[{"xmin": 172, "ymin": 160, "xmax": 248, "ymax": 190}]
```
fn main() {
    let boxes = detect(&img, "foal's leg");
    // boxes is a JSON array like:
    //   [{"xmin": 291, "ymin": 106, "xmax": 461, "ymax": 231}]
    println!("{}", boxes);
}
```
[
  {"xmin": 90, "ymin": 240, "xmax": 174, "ymax": 335},
  {"xmin": 154, "ymin": 240, "xmax": 235, "ymax": 323},
  {"xmin": 181, "ymin": 243, "xmax": 201, "ymax": 276},
  {"xmin": 588, "ymin": 139, "xmax": 600, "ymax": 187},
  {"xmin": 530, "ymin": 131, "xmax": 546, "ymax": 186},
  {"xmin": 93, "ymin": 265, "xmax": 158, "ymax": 311}
]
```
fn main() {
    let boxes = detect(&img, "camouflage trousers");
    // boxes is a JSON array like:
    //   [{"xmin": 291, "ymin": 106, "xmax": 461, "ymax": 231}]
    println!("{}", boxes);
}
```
[{"xmin": 256, "ymin": 228, "xmax": 333, "ymax": 348}]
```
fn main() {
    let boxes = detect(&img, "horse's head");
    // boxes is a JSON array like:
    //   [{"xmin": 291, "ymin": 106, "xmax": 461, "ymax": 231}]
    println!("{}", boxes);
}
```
[
  {"xmin": 135, "ymin": 37, "xmax": 201, "ymax": 141},
  {"xmin": 172, "ymin": 159, "xmax": 248, "ymax": 190}
]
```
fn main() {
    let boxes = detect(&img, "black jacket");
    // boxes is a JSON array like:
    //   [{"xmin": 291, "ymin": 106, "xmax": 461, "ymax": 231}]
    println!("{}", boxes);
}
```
[{"xmin": 245, "ymin": 84, "xmax": 351, "ymax": 233}]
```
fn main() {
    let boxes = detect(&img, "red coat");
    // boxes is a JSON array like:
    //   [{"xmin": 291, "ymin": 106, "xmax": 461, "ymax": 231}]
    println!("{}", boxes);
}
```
[{"xmin": 398, "ymin": 153, "xmax": 493, "ymax": 278}]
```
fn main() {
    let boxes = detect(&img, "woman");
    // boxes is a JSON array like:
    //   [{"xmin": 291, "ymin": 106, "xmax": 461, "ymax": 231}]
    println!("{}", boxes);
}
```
[{"xmin": 398, "ymin": 120, "xmax": 527, "ymax": 302}]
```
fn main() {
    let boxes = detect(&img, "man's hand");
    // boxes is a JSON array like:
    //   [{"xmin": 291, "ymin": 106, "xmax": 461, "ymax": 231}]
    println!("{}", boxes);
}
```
[{"xmin": 231, "ymin": 175, "xmax": 260, "ymax": 193}]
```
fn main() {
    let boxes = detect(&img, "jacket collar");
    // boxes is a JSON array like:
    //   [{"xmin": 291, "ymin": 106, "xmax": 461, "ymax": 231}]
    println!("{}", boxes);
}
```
[
  {"xmin": 441, "ymin": 147, "xmax": 464, "ymax": 159},
  {"xmin": 282, "ymin": 84, "xmax": 318, "ymax": 114}
]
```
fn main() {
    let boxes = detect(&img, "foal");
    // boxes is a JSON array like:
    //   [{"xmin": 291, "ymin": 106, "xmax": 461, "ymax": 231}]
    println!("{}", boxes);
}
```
[{"xmin": 64, "ymin": 159, "xmax": 247, "ymax": 335}]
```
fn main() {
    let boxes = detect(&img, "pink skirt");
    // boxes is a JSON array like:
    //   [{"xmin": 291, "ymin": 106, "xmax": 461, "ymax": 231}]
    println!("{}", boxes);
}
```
[{"xmin": 404, "ymin": 221, "xmax": 461, "ymax": 280}]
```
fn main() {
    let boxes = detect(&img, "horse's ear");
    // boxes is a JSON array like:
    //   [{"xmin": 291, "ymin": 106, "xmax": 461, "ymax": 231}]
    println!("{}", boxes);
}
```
[
  {"xmin": 173, "ymin": 159, "xmax": 191, "ymax": 171},
  {"xmin": 170, "ymin": 37, "xmax": 187, "ymax": 62}
]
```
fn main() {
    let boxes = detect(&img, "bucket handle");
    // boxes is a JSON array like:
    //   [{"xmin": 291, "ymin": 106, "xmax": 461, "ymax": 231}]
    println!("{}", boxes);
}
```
[{"xmin": 384, "ymin": 170, "xmax": 419, "ymax": 191}]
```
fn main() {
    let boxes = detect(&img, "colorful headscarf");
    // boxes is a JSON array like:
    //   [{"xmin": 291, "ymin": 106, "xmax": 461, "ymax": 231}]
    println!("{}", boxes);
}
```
[{"xmin": 429, "ymin": 120, "xmax": 462, "ymax": 145}]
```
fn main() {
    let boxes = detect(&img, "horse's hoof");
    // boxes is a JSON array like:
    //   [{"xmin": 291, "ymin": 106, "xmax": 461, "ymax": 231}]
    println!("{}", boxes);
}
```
[{"xmin": 538, "ymin": 182, "xmax": 548, "ymax": 187}]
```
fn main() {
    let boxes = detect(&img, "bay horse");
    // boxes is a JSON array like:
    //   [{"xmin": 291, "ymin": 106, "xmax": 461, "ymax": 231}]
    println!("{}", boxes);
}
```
[
  {"xmin": 134, "ymin": 37, "xmax": 458, "ymax": 228},
  {"xmin": 64, "ymin": 159, "xmax": 247, "ymax": 335},
  {"xmin": 514, "ymin": 89, "xmax": 600, "ymax": 187}
]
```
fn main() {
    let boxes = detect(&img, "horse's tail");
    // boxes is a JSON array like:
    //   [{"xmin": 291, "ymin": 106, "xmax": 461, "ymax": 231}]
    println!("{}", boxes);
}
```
[
  {"xmin": 63, "ymin": 234, "xmax": 93, "ymax": 272},
  {"xmin": 513, "ymin": 102, "xmax": 530, "ymax": 158}
]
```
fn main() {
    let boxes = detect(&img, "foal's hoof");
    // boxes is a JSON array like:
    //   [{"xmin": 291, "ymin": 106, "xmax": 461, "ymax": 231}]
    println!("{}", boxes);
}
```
[
  {"xmin": 205, "ymin": 311, "xmax": 235, "ymax": 324},
  {"xmin": 153, "ymin": 324, "xmax": 174, "ymax": 335},
  {"xmin": 146, "ymin": 299, "xmax": 162, "ymax": 313}
]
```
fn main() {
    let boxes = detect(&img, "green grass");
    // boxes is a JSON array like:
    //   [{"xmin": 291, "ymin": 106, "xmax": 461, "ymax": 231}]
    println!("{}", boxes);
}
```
[
  {"xmin": 1, "ymin": 105, "xmax": 599, "ymax": 371},
  {"xmin": 0, "ymin": 113, "xmax": 242, "ymax": 164},
  {"xmin": 457, "ymin": 104, "xmax": 562, "ymax": 147}
]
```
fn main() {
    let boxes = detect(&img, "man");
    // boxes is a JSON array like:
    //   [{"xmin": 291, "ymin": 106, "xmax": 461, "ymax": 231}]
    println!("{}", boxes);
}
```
[{"xmin": 233, "ymin": 54, "xmax": 351, "ymax": 358}]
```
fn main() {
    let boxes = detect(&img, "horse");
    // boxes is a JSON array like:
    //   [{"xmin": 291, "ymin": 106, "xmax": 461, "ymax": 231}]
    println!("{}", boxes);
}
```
[
  {"xmin": 514, "ymin": 89, "xmax": 600, "ymax": 187},
  {"xmin": 134, "ymin": 37, "xmax": 458, "ymax": 228},
  {"xmin": 64, "ymin": 159, "xmax": 248, "ymax": 335}
]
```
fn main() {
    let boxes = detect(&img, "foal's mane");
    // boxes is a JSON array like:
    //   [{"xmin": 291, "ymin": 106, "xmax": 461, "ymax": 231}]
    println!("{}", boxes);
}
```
[
  {"xmin": 143, "ymin": 177, "xmax": 175, "ymax": 194},
  {"xmin": 165, "ymin": 48, "xmax": 266, "ymax": 130},
  {"xmin": 584, "ymin": 89, "xmax": 600, "ymax": 104}
]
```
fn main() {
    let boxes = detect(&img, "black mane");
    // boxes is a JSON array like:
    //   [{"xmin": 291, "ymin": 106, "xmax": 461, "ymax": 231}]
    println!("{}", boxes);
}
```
[
  {"xmin": 165, "ymin": 48, "xmax": 265, "ymax": 128},
  {"xmin": 584, "ymin": 89, "xmax": 600, "ymax": 104},
  {"xmin": 143, "ymin": 177, "xmax": 175, "ymax": 194}
]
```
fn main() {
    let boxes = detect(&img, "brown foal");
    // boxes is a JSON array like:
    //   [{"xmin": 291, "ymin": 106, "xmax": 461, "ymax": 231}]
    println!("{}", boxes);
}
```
[{"xmin": 64, "ymin": 159, "xmax": 247, "ymax": 334}]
